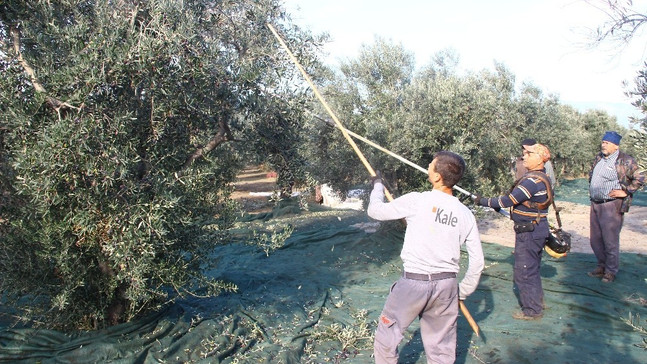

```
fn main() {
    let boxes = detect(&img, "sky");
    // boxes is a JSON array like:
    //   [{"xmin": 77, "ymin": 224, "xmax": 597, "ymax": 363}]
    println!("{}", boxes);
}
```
[{"xmin": 282, "ymin": 0, "xmax": 647, "ymax": 127}]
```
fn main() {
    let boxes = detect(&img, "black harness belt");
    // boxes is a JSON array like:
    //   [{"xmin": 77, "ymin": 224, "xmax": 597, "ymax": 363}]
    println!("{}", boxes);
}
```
[{"xmin": 591, "ymin": 198, "xmax": 616, "ymax": 204}]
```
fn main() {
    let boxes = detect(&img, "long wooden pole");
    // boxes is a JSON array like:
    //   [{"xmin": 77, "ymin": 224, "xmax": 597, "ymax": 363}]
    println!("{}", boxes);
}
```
[
  {"xmin": 268, "ymin": 23, "xmax": 479, "ymax": 337},
  {"xmin": 311, "ymin": 112, "xmax": 501, "ymax": 217},
  {"xmin": 266, "ymin": 24, "xmax": 394, "ymax": 201},
  {"xmin": 311, "ymin": 115, "xmax": 487, "ymax": 335}
]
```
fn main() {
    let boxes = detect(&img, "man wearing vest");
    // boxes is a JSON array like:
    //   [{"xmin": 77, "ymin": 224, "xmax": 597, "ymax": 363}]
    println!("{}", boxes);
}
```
[
  {"xmin": 474, "ymin": 143, "xmax": 552, "ymax": 320},
  {"xmin": 588, "ymin": 131, "xmax": 645, "ymax": 283}
]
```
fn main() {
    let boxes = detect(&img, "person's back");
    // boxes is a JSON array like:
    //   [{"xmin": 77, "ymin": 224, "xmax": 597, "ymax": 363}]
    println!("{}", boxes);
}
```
[
  {"xmin": 544, "ymin": 160, "xmax": 556, "ymax": 188},
  {"xmin": 368, "ymin": 151, "xmax": 484, "ymax": 364},
  {"xmin": 369, "ymin": 188, "xmax": 478, "ymax": 275}
]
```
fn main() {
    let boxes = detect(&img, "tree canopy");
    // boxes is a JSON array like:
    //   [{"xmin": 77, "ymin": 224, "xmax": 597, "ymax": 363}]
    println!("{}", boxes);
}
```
[
  {"xmin": 588, "ymin": 0, "xmax": 647, "ymax": 169},
  {"xmin": 301, "ymin": 40, "xmax": 624, "ymax": 198},
  {"xmin": 0, "ymin": 0, "xmax": 322, "ymax": 329}
]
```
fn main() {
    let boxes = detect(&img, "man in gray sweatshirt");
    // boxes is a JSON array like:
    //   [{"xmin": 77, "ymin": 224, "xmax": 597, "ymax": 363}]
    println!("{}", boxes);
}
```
[{"xmin": 368, "ymin": 151, "xmax": 484, "ymax": 364}]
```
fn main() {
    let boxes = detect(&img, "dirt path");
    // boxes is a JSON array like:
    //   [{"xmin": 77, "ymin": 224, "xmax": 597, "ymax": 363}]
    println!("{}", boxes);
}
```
[
  {"xmin": 232, "ymin": 166, "xmax": 647, "ymax": 254},
  {"xmin": 231, "ymin": 166, "xmax": 278, "ymax": 214},
  {"xmin": 478, "ymin": 201, "xmax": 647, "ymax": 254}
]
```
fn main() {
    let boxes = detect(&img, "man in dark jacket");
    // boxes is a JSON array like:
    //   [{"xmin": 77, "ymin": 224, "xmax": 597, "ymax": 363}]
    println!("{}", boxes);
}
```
[{"xmin": 588, "ymin": 131, "xmax": 645, "ymax": 283}]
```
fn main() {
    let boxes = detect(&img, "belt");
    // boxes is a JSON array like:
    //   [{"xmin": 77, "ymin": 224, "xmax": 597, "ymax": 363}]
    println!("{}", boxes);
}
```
[
  {"xmin": 591, "ymin": 198, "xmax": 616, "ymax": 204},
  {"xmin": 403, "ymin": 271, "xmax": 457, "ymax": 281}
]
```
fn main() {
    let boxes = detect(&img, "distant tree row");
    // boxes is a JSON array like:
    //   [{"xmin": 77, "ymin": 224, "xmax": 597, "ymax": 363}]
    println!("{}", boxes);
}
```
[{"xmin": 300, "ymin": 38, "xmax": 629, "ymax": 198}]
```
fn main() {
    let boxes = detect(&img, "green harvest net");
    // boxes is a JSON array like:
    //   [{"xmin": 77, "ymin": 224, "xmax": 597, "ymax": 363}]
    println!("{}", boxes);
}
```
[{"xmin": 1, "ymin": 196, "xmax": 646, "ymax": 363}]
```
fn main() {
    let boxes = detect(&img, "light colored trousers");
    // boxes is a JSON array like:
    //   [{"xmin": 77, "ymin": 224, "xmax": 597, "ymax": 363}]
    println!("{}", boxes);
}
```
[{"xmin": 374, "ymin": 276, "xmax": 458, "ymax": 364}]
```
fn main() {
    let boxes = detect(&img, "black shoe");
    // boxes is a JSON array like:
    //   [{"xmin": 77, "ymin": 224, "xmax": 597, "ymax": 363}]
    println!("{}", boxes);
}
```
[
  {"xmin": 587, "ymin": 267, "xmax": 604, "ymax": 278},
  {"xmin": 602, "ymin": 272, "xmax": 615, "ymax": 283}
]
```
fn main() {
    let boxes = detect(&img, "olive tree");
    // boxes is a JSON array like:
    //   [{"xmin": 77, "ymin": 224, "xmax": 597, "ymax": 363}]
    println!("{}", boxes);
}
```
[
  {"xmin": 627, "ymin": 66, "xmax": 647, "ymax": 169},
  {"xmin": 588, "ymin": 0, "xmax": 647, "ymax": 169},
  {"xmin": 0, "ymin": 0, "xmax": 322, "ymax": 329},
  {"xmin": 301, "ymin": 39, "xmax": 621, "ymax": 199},
  {"xmin": 301, "ymin": 38, "xmax": 417, "ymax": 193}
]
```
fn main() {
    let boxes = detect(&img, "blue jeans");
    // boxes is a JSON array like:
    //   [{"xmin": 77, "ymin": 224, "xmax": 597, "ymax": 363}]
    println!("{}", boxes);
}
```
[{"xmin": 513, "ymin": 220, "xmax": 549, "ymax": 316}]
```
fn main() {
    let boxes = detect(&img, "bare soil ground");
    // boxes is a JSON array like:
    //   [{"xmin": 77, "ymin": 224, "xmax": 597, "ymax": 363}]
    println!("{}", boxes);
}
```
[
  {"xmin": 477, "ymin": 201, "xmax": 647, "ymax": 254},
  {"xmin": 231, "ymin": 166, "xmax": 280, "ymax": 214},
  {"xmin": 233, "ymin": 166, "xmax": 647, "ymax": 254}
]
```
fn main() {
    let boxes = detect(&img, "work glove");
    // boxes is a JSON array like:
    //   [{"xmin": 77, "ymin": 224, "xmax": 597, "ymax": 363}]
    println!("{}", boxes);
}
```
[
  {"xmin": 471, "ymin": 194, "xmax": 482, "ymax": 205},
  {"xmin": 371, "ymin": 170, "xmax": 383, "ymax": 186}
]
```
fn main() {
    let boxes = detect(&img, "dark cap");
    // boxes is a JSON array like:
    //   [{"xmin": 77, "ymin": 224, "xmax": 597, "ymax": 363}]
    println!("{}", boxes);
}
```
[
  {"xmin": 602, "ymin": 131, "xmax": 621, "ymax": 145},
  {"xmin": 521, "ymin": 138, "xmax": 537, "ymax": 147}
]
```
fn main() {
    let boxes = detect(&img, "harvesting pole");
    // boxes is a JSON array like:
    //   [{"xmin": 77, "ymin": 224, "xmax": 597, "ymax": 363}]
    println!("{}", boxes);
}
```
[
  {"xmin": 310, "ymin": 113, "xmax": 498, "ymax": 214},
  {"xmin": 267, "ymin": 23, "xmax": 480, "ymax": 337},
  {"xmin": 266, "ymin": 23, "xmax": 393, "ymax": 201}
]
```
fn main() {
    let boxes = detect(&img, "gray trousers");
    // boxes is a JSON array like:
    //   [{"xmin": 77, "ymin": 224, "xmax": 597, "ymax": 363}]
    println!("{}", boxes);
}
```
[
  {"xmin": 590, "ymin": 199, "xmax": 624, "ymax": 274},
  {"xmin": 374, "ymin": 276, "xmax": 458, "ymax": 364}
]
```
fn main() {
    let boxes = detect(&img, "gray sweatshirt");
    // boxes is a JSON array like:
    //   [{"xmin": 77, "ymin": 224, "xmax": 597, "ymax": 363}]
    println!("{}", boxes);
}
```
[{"xmin": 367, "ymin": 182, "xmax": 484, "ymax": 299}]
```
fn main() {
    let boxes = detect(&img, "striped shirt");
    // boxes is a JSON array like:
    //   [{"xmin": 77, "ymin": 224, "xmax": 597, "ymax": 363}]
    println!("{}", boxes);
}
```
[
  {"xmin": 480, "ymin": 170, "xmax": 550, "ymax": 223},
  {"xmin": 589, "ymin": 150, "xmax": 621, "ymax": 200}
]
